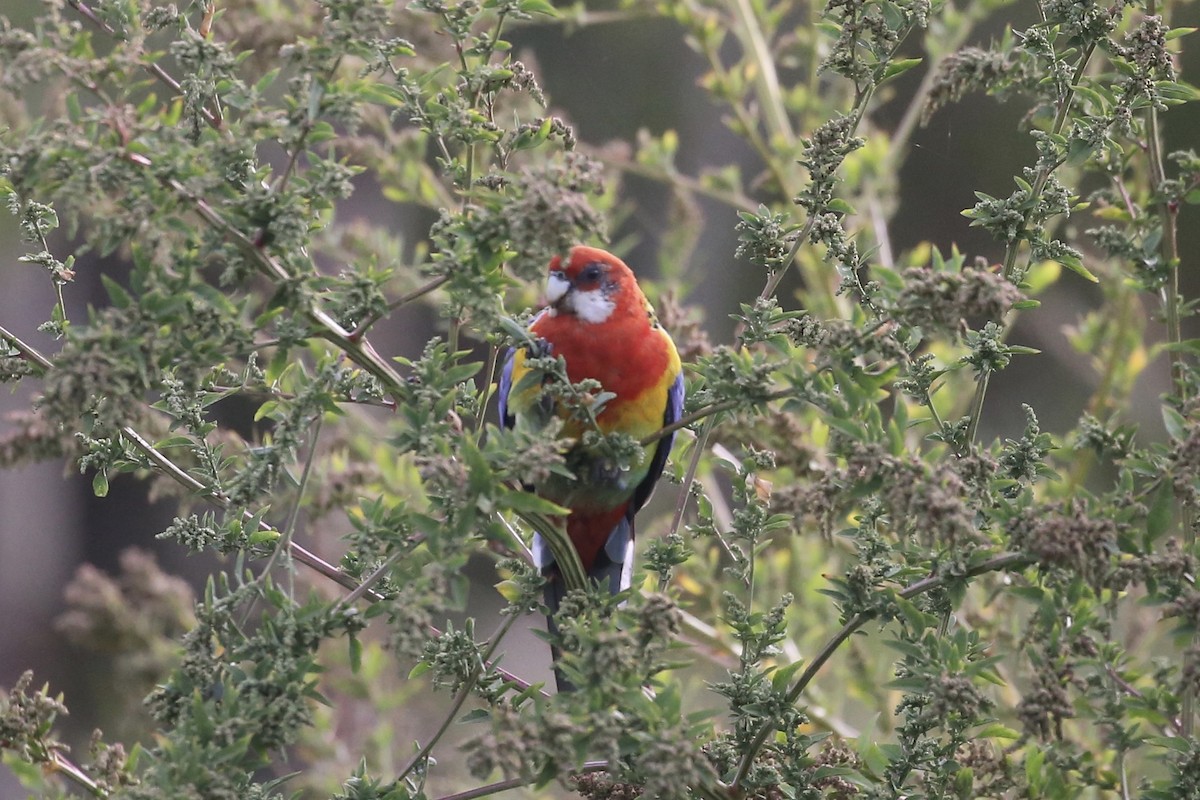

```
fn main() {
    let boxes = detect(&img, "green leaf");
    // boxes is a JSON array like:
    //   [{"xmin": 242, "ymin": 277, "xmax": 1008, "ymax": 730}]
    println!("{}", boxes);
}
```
[
  {"xmin": 824, "ymin": 415, "xmax": 865, "ymax": 440},
  {"xmin": 1146, "ymin": 735, "xmax": 1193, "ymax": 752},
  {"xmin": 1070, "ymin": 84, "xmax": 1109, "ymax": 112},
  {"xmin": 502, "ymin": 490, "xmax": 569, "ymax": 516},
  {"xmin": 65, "ymin": 92, "xmax": 83, "ymax": 123},
  {"xmin": 1146, "ymin": 479, "xmax": 1175, "ymax": 544},
  {"xmin": 879, "ymin": 57, "xmax": 923, "ymax": 83},
  {"xmin": 100, "ymin": 273, "xmax": 132, "ymax": 309},
  {"xmin": 770, "ymin": 659, "xmax": 807, "ymax": 691},
  {"xmin": 495, "ymin": 579, "xmax": 523, "ymax": 603},
  {"xmin": 444, "ymin": 361, "xmax": 482, "ymax": 385},
  {"xmin": 254, "ymin": 400, "xmax": 280, "ymax": 422},
  {"xmin": 92, "ymin": 471, "xmax": 109, "ymax": 497},
  {"xmin": 155, "ymin": 435, "xmax": 195, "ymax": 449},
  {"xmin": 2, "ymin": 753, "xmax": 48, "ymax": 789},
  {"xmin": 827, "ymin": 198, "xmax": 857, "ymax": 215},
  {"xmin": 519, "ymin": 0, "xmax": 557, "ymax": 15},
  {"xmin": 1057, "ymin": 257, "xmax": 1099, "ymax": 283},
  {"xmin": 1161, "ymin": 339, "xmax": 1200, "ymax": 354},
  {"xmin": 1162, "ymin": 405, "xmax": 1186, "ymax": 442},
  {"xmin": 247, "ymin": 528, "xmax": 280, "ymax": 546},
  {"xmin": 975, "ymin": 723, "xmax": 1021, "ymax": 739},
  {"xmin": 458, "ymin": 708, "xmax": 491, "ymax": 723},
  {"xmin": 1156, "ymin": 80, "xmax": 1200, "ymax": 102}
]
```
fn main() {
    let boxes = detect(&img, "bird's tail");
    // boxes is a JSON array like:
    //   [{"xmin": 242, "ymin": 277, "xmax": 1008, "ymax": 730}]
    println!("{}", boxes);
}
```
[{"xmin": 537, "ymin": 517, "xmax": 633, "ymax": 693}]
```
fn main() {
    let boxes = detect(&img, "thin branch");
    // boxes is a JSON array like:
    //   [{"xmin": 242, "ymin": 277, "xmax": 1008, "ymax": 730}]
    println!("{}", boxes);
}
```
[
  {"xmin": 396, "ymin": 614, "xmax": 521, "ymax": 785},
  {"xmin": 1, "ymin": 323, "xmax": 54, "ymax": 370},
  {"xmin": 430, "ymin": 761, "xmax": 610, "ymax": 800},
  {"xmin": 121, "ymin": 151, "xmax": 409, "ymax": 399},
  {"xmin": 666, "ymin": 417, "xmax": 712, "ymax": 542},
  {"xmin": 1, "ymin": 323, "xmax": 544, "ymax": 696},
  {"xmin": 1143, "ymin": 0, "xmax": 1191, "ymax": 733},
  {"xmin": 331, "ymin": 550, "xmax": 405, "ymax": 612},
  {"xmin": 474, "ymin": 343, "xmax": 500, "ymax": 436},
  {"xmin": 729, "ymin": 0, "xmax": 794, "ymax": 149},
  {"xmin": 49, "ymin": 752, "xmax": 105, "ymax": 798},
  {"xmin": 966, "ymin": 43, "xmax": 1097, "ymax": 446},
  {"xmin": 282, "ymin": 414, "xmax": 324, "ymax": 597},
  {"xmin": 65, "ymin": 0, "xmax": 223, "ymax": 131},
  {"xmin": 638, "ymin": 388, "xmax": 798, "ymax": 447},
  {"xmin": 395, "ymin": 668, "xmax": 479, "ymax": 783},
  {"xmin": 1106, "ymin": 663, "xmax": 1183, "ymax": 736},
  {"xmin": 727, "ymin": 552, "xmax": 1034, "ymax": 793},
  {"xmin": 597, "ymin": 156, "xmax": 759, "ymax": 213},
  {"xmin": 351, "ymin": 275, "xmax": 451, "ymax": 340}
]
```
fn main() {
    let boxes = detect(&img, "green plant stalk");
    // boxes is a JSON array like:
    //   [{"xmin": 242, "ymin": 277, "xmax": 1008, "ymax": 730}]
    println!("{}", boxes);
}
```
[
  {"xmin": 666, "ymin": 412, "xmax": 714, "ymax": 544},
  {"xmin": 474, "ymin": 343, "xmax": 500, "ymax": 436},
  {"xmin": 122, "ymin": 151, "xmax": 410, "ymax": 399},
  {"xmin": 279, "ymin": 413, "xmax": 324, "ymax": 593},
  {"xmin": 351, "ymin": 275, "xmax": 451, "ymax": 340},
  {"xmin": 696, "ymin": 34, "xmax": 793, "ymax": 200},
  {"xmin": 674, "ymin": 0, "xmax": 803, "ymax": 228},
  {"xmin": 524, "ymin": 511, "xmax": 587, "ymax": 593},
  {"xmin": 783, "ymin": 22, "xmax": 912, "ymax": 319},
  {"xmin": 45, "ymin": 252, "xmax": 69, "ymax": 335},
  {"xmin": 1065, "ymin": 286, "xmax": 1138, "ymax": 492},
  {"xmin": 236, "ymin": 412, "xmax": 326, "ymax": 627},
  {"xmin": 431, "ymin": 760, "xmax": 610, "ymax": 800},
  {"xmin": 966, "ymin": 44, "xmax": 1096, "ymax": 445},
  {"xmin": 462, "ymin": 11, "xmax": 509, "ymax": 200},
  {"xmin": 729, "ymin": 0, "xmax": 795, "ymax": 149},
  {"xmin": 395, "ymin": 613, "xmax": 521, "ymax": 784},
  {"xmin": 698, "ymin": 471, "xmax": 748, "ymax": 587},
  {"xmin": 1144, "ymin": 30, "xmax": 1193, "ymax": 743},
  {"xmin": 727, "ymin": 551, "xmax": 1035, "ymax": 792},
  {"xmin": 273, "ymin": 56, "xmax": 344, "ymax": 197},
  {"xmin": 65, "ymin": 0, "xmax": 224, "ymax": 131},
  {"xmin": 596, "ymin": 155, "xmax": 759, "ymax": 212}
]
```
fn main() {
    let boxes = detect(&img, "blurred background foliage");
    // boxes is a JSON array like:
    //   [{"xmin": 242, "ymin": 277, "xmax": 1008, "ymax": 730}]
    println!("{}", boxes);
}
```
[{"xmin": 0, "ymin": 0, "xmax": 1199, "ymax": 797}]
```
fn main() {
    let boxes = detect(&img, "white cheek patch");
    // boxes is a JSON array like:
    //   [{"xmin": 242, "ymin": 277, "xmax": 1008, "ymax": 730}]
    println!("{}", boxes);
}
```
[
  {"xmin": 570, "ymin": 289, "xmax": 616, "ymax": 324},
  {"xmin": 545, "ymin": 272, "xmax": 571, "ymax": 304}
]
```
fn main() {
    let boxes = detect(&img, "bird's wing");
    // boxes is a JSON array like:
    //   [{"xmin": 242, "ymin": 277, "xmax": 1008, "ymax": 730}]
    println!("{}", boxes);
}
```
[
  {"xmin": 630, "ymin": 368, "xmax": 685, "ymax": 516},
  {"xmin": 497, "ymin": 347, "xmax": 516, "ymax": 429},
  {"xmin": 499, "ymin": 310, "xmax": 556, "ymax": 430}
]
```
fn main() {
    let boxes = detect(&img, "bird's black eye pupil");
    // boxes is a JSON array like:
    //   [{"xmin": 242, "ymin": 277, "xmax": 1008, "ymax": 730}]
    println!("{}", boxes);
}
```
[{"xmin": 581, "ymin": 264, "xmax": 602, "ymax": 282}]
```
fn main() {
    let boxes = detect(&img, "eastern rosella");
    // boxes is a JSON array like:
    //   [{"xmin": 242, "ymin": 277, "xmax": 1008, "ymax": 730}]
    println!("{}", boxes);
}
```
[{"xmin": 498, "ymin": 246, "xmax": 684, "ymax": 689}]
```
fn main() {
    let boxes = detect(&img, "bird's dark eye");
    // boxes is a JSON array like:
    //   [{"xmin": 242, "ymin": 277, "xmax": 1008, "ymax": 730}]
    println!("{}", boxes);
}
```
[{"xmin": 579, "ymin": 263, "xmax": 603, "ymax": 284}]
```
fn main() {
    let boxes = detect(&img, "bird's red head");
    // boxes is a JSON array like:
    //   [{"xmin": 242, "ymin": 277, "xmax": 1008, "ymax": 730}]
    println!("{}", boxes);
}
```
[{"xmin": 544, "ymin": 246, "xmax": 646, "ymax": 325}]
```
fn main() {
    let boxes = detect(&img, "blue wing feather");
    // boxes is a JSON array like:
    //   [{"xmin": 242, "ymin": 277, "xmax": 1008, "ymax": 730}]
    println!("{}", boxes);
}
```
[{"xmin": 497, "ymin": 348, "xmax": 516, "ymax": 429}]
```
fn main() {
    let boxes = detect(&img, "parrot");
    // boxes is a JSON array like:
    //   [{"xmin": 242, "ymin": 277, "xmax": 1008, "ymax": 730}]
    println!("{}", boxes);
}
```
[{"xmin": 497, "ymin": 245, "xmax": 684, "ymax": 690}]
